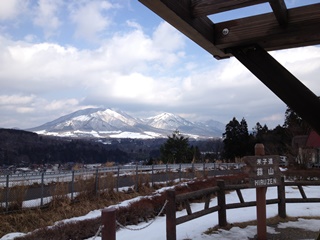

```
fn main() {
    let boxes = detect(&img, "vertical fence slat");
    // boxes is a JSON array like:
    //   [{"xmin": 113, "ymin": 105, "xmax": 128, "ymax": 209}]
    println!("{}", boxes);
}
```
[
  {"xmin": 102, "ymin": 208, "xmax": 116, "ymax": 240},
  {"xmin": 117, "ymin": 166, "xmax": 120, "ymax": 192},
  {"xmin": 166, "ymin": 164, "xmax": 169, "ymax": 184},
  {"xmin": 71, "ymin": 170, "xmax": 75, "ymax": 201},
  {"xmin": 5, "ymin": 175, "xmax": 9, "ymax": 213},
  {"xmin": 135, "ymin": 164, "xmax": 139, "ymax": 192},
  {"xmin": 166, "ymin": 190, "xmax": 176, "ymax": 240},
  {"xmin": 192, "ymin": 163, "xmax": 195, "ymax": 179},
  {"xmin": 95, "ymin": 169, "xmax": 99, "ymax": 196},
  {"xmin": 151, "ymin": 164, "xmax": 154, "ymax": 187},
  {"xmin": 217, "ymin": 180, "xmax": 227, "ymax": 227},
  {"xmin": 278, "ymin": 176, "xmax": 286, "ymax": 218},
  {"xmin": 40, "ymin": 172, "xmax": 44, "ymax": 207}
]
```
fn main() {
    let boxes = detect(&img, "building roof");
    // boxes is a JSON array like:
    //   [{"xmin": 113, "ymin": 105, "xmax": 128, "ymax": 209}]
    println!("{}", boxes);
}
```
[{"xmin": 306, "ymin": 130, "xmax": 320, "ymax": 148}]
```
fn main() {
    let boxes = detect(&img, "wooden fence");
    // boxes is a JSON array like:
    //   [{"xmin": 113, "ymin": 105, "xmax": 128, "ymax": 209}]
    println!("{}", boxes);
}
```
[{"xmin": 165, "ymin": 177, "xmax": 320, "ymax": 240}]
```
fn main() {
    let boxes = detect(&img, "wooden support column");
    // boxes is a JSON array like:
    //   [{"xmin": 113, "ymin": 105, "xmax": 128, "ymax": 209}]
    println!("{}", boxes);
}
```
[
  {"xmin": 166, "ymin": 190, "xmax": 177, "ymax": 240},
  {"xmin": 277, "ymin": 176, "xmax": 286, "ymax": 218},
  {"xmin": 231, "ymin": 45, "xmax": 320, "ymax": 135},
  {"xmin": 101, "ymin": 208, "xmax": 116, "ymax": 240},
  {"xmin": 255, "ymin": 143, "xmax": 267, "ymax": 240},
  {"xmin": 217, "ymin": 180, "xmax": 227, "ymax": 227}
]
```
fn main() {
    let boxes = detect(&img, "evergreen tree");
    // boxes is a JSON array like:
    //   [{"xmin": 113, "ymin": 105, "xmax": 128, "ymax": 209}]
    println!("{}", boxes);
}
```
[
  {"xmin": 222, "ymin": 117, "xmax": 251, "ymax": 161},
  {"xmin": 190, "ymin": 145, "xmax": 202, "ymax": 162},
  {"xmin": 283, "ymin": 107, "xmax": 310, "ymax": 137},
  {"xmin": 160, "ymin": 130, "xmax": 192, "ymax": 163},
  {"xmin": 253, "ymin": 122, "xmax": 269, "ymax": 143}
]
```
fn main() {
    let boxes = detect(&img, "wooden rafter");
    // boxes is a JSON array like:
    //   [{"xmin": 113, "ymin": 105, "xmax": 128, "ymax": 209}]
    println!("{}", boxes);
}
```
[
  {"xmin": 216, "ymin": 4, "xmax": 320, "ymax": 52},
  {"xmin": 139, "ymin": 0, "xmax": 320, "ymax": 59},
  {"xmin": 191, "ymin": 0, "xmax": 269, "ymax": 17},
  {"xmin": 139, "ymin": 0, "xmax": 320, "ymax": 135},
  {"xmin": 139, "ymin": 0, "xmax": 226, "ymax": 59},
  {"xmin": 231, "ymin": 45, "xmax": 320, "ymax": 135},
  {"xmin": 192, "ymin": 0, "xmax": 288, "ymax": 26},
  {"xmin": 268, "ymin": 0, "xmax": 288, "ymax": 26}
]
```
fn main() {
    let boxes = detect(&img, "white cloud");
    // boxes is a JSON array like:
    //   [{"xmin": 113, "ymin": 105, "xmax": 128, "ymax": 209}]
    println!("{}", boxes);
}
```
[
  {"xmin": 69, "ymin": 0, "xmax": 113, "ymax": 41},
  {"xmin": 33, "ymin": 0, "xmax": 63, "ymax": 38},
  {"xmin": 0, "ymin": 94, "xmax": 36, "ymax": 106},
  {"xmin": 44, "ymin": 99, "xmax": 80, "ymax": 111},
  {"xmin": 271, "ymin": 47, "xmax": 320, "ymax": 95},
  {"xmin": 0, "ymin": 0, "xmax": 25, "ymax": 20},
  {"xmin": 152, "ymin": 22, "xmax": 185, "ymax": 52},
  {"xmin": 0, "ymin": 93, "xmax": 85, "ymax": 128},
  {"xmin": 0, "ymin": 12, "xmax": 319, "ymax": 130}
]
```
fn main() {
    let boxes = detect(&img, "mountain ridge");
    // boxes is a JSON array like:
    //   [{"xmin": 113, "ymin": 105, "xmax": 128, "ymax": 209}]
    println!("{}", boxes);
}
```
[{"xmin": 28, "ymin": 108, "xmax": 225, "ymax": 139}]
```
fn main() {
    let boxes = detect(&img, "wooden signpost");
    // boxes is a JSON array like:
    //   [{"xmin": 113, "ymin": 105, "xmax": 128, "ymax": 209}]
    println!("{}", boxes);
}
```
[
  {"xmin": 244, "ymin": 155, "xmax": 281, "ymax": 188},
  {"xmin": 244, "ymin": 144, "xmax": 280, "ymax": 240}
]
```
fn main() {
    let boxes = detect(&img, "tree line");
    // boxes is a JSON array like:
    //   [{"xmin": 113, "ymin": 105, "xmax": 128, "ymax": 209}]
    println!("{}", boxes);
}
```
[
  {"xmin": 0, "ymin": 107, "xmax": 310, "ymax": 166},
  {"xmin": 160, "ymin": 107, "xmax": 311, "ymax": 163}
]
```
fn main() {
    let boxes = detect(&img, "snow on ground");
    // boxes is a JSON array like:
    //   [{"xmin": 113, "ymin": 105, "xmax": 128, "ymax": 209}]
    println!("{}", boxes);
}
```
[{"xmin": 1, "ymin": 184, "xmax": 320, "ymax": 240}]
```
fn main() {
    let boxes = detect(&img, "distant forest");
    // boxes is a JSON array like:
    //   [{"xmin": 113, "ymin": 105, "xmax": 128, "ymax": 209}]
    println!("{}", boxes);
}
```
[
  {"xmin": 1, "ymin": 106, "xmax": 308, "ymax": 167},
  {"xmin": 0, "ymin": 128, "xmax": 223, "ymax": 167}
]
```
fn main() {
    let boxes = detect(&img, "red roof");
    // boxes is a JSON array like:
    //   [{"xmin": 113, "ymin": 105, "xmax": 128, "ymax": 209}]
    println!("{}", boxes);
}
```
[{"xmin": 306, "ymin": 131, "xmax": 320, "ymax": 148}]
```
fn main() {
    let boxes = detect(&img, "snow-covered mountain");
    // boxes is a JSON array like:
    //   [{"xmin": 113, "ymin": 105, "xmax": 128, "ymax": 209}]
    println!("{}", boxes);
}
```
[
  {"xmin": 28, "ymin": 108, "xmax": 225, "ymax": 139},
  {"xmin": 146, "ymin": 113, "xmax": 194, "ymax": 129}
]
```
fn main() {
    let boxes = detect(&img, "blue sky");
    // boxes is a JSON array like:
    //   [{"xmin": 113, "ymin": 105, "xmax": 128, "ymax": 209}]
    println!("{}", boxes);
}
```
[{"xmin": 0, "ymin": 0, "xmax": 320, "ymax": 131}]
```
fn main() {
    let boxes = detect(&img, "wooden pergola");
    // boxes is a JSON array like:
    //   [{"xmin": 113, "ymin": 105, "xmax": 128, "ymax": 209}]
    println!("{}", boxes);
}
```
[{"xmin": 138, "ymin": 0, "xmax": 320, "ymax": 134}]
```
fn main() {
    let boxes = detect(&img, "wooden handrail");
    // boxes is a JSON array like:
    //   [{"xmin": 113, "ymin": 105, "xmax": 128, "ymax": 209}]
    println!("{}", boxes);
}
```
[{"xmin": 166, "ymin": 178, "xmax": 320, "ymax": 240}]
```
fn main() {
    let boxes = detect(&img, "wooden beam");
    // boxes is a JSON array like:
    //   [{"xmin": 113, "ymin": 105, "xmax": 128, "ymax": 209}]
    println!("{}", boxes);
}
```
[
  {"xmin": 215, "ymin": 4, "xmax": 320, "ymax": 52},
  {"xmin": 231, "ymin": 45, "xmax": 320, "ymax": 135},
  {"xmin": 139, "ymin": 0, "xmax": 230, "ymax": 59},
  {"xmin": 191, "ymin": 0, "xmax": 268, "ymax": 17},
  {"xmin": 269, "ymin": 0, "xmax": 288, "ymax": 26}
]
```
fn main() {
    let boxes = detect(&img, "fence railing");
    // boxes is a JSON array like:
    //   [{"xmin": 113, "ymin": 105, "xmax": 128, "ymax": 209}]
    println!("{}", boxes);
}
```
[
  {"xmin": 165, "ymin": 177, "xmax": 320, "ymax": 240},
  {"xmin": 0, "ymin": 163, "xmax": 243, "ymax": 213}
]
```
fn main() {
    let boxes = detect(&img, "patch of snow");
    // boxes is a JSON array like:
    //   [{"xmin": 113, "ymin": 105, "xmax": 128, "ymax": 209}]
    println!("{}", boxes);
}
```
[
  {"xmin": 110, "ymin": 132, "xmax": 154, "ymax": 139},
  {"xmin": 1, "ymin": 183, "xmax": 320, "ymax": 240}
]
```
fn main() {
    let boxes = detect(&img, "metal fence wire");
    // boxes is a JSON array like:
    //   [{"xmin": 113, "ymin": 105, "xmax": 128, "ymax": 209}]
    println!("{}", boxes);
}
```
[{"xmin": 0, "ymin": 163, "xmax": 242, "ymax": 213}]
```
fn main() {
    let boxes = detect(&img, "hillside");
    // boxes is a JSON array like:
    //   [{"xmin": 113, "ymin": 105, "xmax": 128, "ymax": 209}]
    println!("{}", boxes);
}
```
[
  {"xmin": 0, "ymin": 128, "xmax": 223, "ymax": 167},
  {"xmin": 27, "ymin": 108, "xmax": 225, "ymax": 139}
]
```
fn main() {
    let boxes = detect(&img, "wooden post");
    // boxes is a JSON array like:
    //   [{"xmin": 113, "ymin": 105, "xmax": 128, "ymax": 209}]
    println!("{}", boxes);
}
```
[
  {"xmin": 255, "ymin": 143, "xmax": 267, "ymax": 240},
  {"xmin": 217, "ymin": 180, "xmax": 227, "ymax": 227},
  {"xmin": 166, "ymin": 190, "xmax": 176, "ymax": 240},
  {"xmin": 278, "ymin": 176, "xmax": 286, "ymax": 218},
  {"xmin": 101, "ymin": 208, "xmax": 116, "ymax": 240}
]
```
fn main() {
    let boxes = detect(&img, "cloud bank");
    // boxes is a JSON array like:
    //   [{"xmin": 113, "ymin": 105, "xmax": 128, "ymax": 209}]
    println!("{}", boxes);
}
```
[{"xmin": 0, "ymin": 0, "xmax": 319, "ymax": 130}]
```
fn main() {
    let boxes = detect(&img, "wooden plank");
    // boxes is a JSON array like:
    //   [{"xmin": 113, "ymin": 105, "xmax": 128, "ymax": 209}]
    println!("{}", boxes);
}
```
[
  {"xmin": 204, "ymin": 194, "xmax": 211, "ymax": 209},
  {"xmin": 226, "ymin": 201, "xmax": 256, "ymax": 209},
  {"xmin": 215, "ymin": 4, "xmax": 320, "ymax": 52},
  {"xmin": 225, "ymin": 184, "xmax": 250, "ymax": 190},
  {"xmin": 297, "ymin": 185, "xmax": 307, "ymax": 199},
  {"xmin": 191, "ymin": 0, "xmax": 268, "ymax": 17},
  {"xmin": 185, "ymin": 200, "xmax": 192, "ymax": 215},
  {"xmin": 138, "ymin": 0, "xmax": 230, "ymax": 59},
  {"xmin": 176, "ymin": 205, "xmax": 220, "ymax": 225},
  {"xmin": 268, "ymin": 0, "xmax": 288, "ymax": 26},
  {"xmin": 231, "ymin": 45, "xmax": 320, "ymax": 135},
  {"xmin": 286, "ymin": 198, "xmax": 320, "ymax": 203},
  {"xmin": 236, "ymin": 189, "xmax": 245, "ymax": 203},
  {"xmin": 176, "ymin": 186, "xmax": 219, "ymax": 201}
]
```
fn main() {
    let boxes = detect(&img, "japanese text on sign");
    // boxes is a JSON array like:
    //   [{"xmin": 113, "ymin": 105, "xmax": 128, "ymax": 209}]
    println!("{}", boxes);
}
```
[{"xmin": 244, "ymin": 155, "xmax": 280, "ymax": 188}]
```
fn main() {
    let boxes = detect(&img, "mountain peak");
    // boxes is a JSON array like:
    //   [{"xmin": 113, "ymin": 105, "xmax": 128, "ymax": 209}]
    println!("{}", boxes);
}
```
[{"xmin": 28, "ymin": 108, "xmax": 224, "ymax": 139}]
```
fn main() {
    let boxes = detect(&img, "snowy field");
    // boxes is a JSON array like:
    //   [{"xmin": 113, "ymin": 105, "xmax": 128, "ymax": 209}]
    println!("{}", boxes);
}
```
[{"xmin": 1, "ymin": 184, "xmax": 319, "ymax": 240}]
